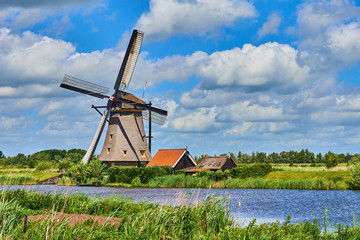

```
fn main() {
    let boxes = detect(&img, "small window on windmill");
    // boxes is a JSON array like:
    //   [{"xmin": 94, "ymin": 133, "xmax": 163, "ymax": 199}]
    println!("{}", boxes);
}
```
[
  {"xmin": 123, "ymin": 150, "xmax": 127, "ymax": 156},
  {"xmin": 107, "ymin": 148, "xmax": 110, "ymax": 155},
  {"xmin": 140, "ymin": 150, "xmax": 146, "ymax": 158},
  {"xmin": 110, "ymin": 134, "xmax": 113, "ymax": 141}
]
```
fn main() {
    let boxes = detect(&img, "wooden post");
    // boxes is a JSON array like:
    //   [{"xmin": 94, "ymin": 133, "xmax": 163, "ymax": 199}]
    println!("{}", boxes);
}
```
[{"xmin": 24, "ymin": 215, "xmax": 28, "ymax": 233}]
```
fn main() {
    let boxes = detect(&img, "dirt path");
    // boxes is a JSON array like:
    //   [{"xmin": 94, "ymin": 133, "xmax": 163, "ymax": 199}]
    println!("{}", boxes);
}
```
[{"xmin": 25, "ymin": 213, "xmax": 122, "ymax": 226}]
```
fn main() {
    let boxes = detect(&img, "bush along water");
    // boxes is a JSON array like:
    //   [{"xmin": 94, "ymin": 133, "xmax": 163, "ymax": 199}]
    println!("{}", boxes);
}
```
[
  {"xmin": 107, "ymin": 166, "xmax": 172, "ymax": 184},
  {"xmin": 349, "ymin": 163, "xmax": 360, "ymax": 190}
]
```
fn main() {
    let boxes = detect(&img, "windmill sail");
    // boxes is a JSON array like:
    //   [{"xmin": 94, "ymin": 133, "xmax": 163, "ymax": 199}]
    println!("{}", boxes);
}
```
[
  {"xmin": 142, "ymin": 110, "xmax": 167, "ymax": 126},
  {"xmin": 61, "ymin": 75, "xmax": 109, "ymax": 99},
  {"xmin": 81, "ymin": 110, "xmax": 109, "ymax": 164},
  {"xmin": 114, "ymin": 30, "xmax": 144, "ymax": 91}
]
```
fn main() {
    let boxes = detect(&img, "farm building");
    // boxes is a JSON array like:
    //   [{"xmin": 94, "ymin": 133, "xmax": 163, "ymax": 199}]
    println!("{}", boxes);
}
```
[
  {"xmin": 185, "ymin": 156, "xmax": 237, "ymax": 174},
  {"xmin": 147, "ymin": 148, "xmax": 197, "ymax": 172}
]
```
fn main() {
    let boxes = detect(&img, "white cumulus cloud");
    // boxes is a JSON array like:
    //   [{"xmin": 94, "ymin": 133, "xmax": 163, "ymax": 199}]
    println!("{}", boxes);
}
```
[
  {"xmin": 135, "ymin": 0, "xmax": 257, "ymax": 40},
  {"xmin": 257, "ymin": 13, "xmax": 282, "ymax": 38}
]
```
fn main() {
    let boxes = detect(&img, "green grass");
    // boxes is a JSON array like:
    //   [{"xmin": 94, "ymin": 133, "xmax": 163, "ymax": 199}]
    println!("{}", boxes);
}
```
[
  {"xmin": 0, "ymin": 175, "xmax": 37, "ymax": 184},
  {"xmin": 266, "ymin": 170, "xmax": 351, "ymax": 181},
  {"xmin": 221, "ymin": 178, "xmax": 348, "ymax": 190},
  {"xmin": 148, "ymin": 174, "xmax": 215, "ymax": 188},
  {"xmin": 144, "ymin": 174, "xmax": 350, "ymax": 190},
  {"xmin": 1, "ymin": 189, "xmax": 360, "ymax": 239},
  {"xmin": 0, "ymin": 169, "xmax": 59, "ymax": 184}
]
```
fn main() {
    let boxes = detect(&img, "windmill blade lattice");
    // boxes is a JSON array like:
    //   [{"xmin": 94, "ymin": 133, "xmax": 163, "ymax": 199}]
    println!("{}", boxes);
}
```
[
  {"xmin": 81, "ymin": 110, "xmax": 110, "ymax": 164},
  {"xmin": 61, "ymin": 74, "xmax": 109, "ymax": 99},
  {"xmin": 114, "ymin": 30, "xmax": 144, "ymax": 91},
  {"xmin": 142, "ymin": 110, "xmax": 167, "ymax": 126}
]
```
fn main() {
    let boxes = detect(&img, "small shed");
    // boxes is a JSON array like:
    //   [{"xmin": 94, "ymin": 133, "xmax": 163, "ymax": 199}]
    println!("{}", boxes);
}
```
[
  {"xmin": 147, "ymin": 148, "xmax": 197, "ymax": 171},
  {"xmin": 186, "ymin": 156, "xmax": 237, "ymax": 174}
]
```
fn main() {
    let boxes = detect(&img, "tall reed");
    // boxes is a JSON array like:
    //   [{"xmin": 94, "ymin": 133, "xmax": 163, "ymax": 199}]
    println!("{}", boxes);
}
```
[
  {"xmin": 147, "ymin": 175, "xmax": 348, "ymax": 190},
  {"xmin": 0, "ymin": 175, "xmax": 37, "ymax": 184}
]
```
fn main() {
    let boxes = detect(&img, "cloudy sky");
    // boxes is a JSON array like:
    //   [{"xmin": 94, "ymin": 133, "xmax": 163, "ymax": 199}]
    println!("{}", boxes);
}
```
[{"xmin": 1, "ymin": 0, "xmax": 360, "ymax": 157}]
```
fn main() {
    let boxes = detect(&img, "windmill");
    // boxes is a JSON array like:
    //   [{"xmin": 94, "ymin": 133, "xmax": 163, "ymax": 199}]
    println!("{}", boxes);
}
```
[{"xmin": 60, "ymin": 29, "xmax": 167, "ymax": 167}]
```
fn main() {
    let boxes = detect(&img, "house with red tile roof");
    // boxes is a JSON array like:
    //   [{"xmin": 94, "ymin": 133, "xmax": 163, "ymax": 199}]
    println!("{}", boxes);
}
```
[{"xmin": 147, "ymin": 148, "xmax": 197, "ymax": 171}]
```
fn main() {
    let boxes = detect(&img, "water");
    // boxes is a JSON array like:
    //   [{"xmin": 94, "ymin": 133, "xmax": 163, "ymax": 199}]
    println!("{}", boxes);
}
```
[{"xmin": 2, "ymin": 185, "xmax": 360, "ymax": 226}]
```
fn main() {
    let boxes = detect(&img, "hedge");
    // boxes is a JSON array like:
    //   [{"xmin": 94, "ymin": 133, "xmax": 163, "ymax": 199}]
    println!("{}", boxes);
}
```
[
  {"xmin": 230, "ymin": 163, "xmax": 272, "ymax": 179},
  {"xmin": 108, "ymin": 166, "xmax": 172, "ymax": 184}
]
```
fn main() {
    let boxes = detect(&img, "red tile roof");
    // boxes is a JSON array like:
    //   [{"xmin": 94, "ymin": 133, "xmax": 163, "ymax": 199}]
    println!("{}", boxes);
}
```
[{"xmin": 147, "ymin": 148, "xmax": 195, "ymax": 167}]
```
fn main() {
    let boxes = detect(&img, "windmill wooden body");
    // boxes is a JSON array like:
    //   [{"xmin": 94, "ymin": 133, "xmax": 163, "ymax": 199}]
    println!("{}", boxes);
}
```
[{"xmin": 60, "ymin": 30, "xmax": 167, "ymax": 167}]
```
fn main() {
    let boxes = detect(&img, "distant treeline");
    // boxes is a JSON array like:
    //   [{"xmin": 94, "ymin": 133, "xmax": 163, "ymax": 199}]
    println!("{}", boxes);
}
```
[
  {"xmin": 1, "ymin": 148, "xmax": 360, "ymax": 168},
  {"xmin": 0, "ymin": 149, "xmax": 86, "ymax": 168},
  {"xmin": 196, "ymin": 149, "xmax": 360, "ymax": 165}
]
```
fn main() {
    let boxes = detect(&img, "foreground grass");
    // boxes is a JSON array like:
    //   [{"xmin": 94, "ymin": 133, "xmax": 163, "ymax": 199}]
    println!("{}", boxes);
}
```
[{"xmin": 1, "ymin": 189, "xmax": 360, "ymax": 239}]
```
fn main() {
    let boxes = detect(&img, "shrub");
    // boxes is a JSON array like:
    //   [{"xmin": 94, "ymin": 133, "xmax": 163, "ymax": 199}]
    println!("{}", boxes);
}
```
[
  {"xmin": 230, "ymin": 163, "xmax": 272, "ymax": 179},
  {"xmin": 108, "ymin": 166, "xmax": 172, "ymax": 184},
  {"xmin": 215, "ymin": 170, "xmax": 225, "ymax": 181},
  {"xmin": 131, "ymin": 177, "xmax": 142, "ymax": 187},
  {"xmin": 349, "ymin": 163, "xmax": 360, "ymax": 190},
  {"xmin": 196, "ymin": 170, "xmax": 209, "ymax": 178},
  {"xmin": 207, "ymin": 171, "xmax": 216, "ymax": 180},
  {"xmin": 65, "ymin": 164, "xmax": 80, "ymax": 178},
  {"xmin": 35, "ymin": 161, "xmax": 53, "ymax": 172},
  {"xmin": 348, "ymin": 156, "xmax": 360, "ymax": 166},
  {"xmin": 224, "ymin": 169, "xmax": 231, "ymax": 178},
  {"xmin": 57, "ymin": 158, "xmax": 72, "ymax": 172},
  {"xmin": 175, "ymin": 170, "xmax": 185, "ymax": 175},
  {"xmin": 88, "ymin": 160, "xmax": 105, "ymax": 181}
]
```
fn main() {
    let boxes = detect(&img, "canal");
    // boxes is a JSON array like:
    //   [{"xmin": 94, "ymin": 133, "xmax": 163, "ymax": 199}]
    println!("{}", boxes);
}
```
[{"xmin": 2, "ymin": 185, "xmax": 360, "ymax": 226}]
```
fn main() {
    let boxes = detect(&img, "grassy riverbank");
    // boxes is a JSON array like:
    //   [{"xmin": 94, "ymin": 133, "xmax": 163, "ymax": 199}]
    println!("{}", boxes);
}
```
[
  {"xmin": 0, "ymin": 164, "xmax": 354, "ymax": 190},
  {"xmin": 0, "ymin": 168, "xmax": 59, "ymax": 184},
  {"xmin": 1, "ymin": 189, "xmax": 360, "ymax": 239},
  {"xmin": 145, "ymin": 174, "xmax": 349, "ymax": 190}
]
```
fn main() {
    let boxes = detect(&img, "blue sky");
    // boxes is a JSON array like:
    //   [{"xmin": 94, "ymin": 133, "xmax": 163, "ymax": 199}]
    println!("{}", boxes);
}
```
[{"xmin": 1, "ymin": 0, "xmax": 360, "ymax": 158}]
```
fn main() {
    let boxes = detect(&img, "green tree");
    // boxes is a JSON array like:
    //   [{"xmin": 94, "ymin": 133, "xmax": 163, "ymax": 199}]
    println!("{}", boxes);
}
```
[
  {"xmin": 65, "ymin": 152, "xmax": 82, "ymax": 163},
  {"xmin": 348, "ymin": 156, "xmax": 360, "ymax": 166},
  {"xmin": 280, "ymin": 151, "xmax": 289, "ymax": 163},
  {"xmin": 65, "ymin": 164, "xmax": 80, "ymax": 178},
  {"xmin": 350, "ymin": 164, "xmax": 360, "ymax": 190},
  {"xmin": 338, "ymin": 153, "xmax": 346, "ymax": 163},
  {"xmin": 29, "ymin": 152, "xmax": 51, "ymax": 168},
  {"xmin": 325, "ymin": 152, "xmax": 339, "ymax": 168},
  {"xmin": 316, "ymin": 153, "xmax": 323, "ymax": 163},
  {"xmin": 298, "ymin": 149, "xmax": 306, "ymax": 163},
  {"xmin": 88, "ymin": 160, "xmax": 105, "ymax": 181},
  {"xmin": 0, "ymin": 151, "xmax": 5, "ymax": 159},
  {"xmin": 229, "ymin": 152, "xmax": 237, "ymax": 163},
  {"xmin": 35, "ymin": 161, "xmax": 53, "ymax": 172},
  {"xmin": 77, "ymin": 164, "xmax": 90, "ymax": 183},
  {"xmin": 58, "ymin": 158, "xmax": 73, "ymax": 172},
  {"xmin": 6, "ymin": 153, "xmax": 28, "ymax": 166},
  {"xmin": 237, "ymin": 151, "xmax": 243, "ymax": 163},
  {"xmin": 242, "ymin": 153, "xmax": 252, "ymax": 163},
  {"xmin": 255, "ymin": 152, "xmax": 266, "ymax": 163}
]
